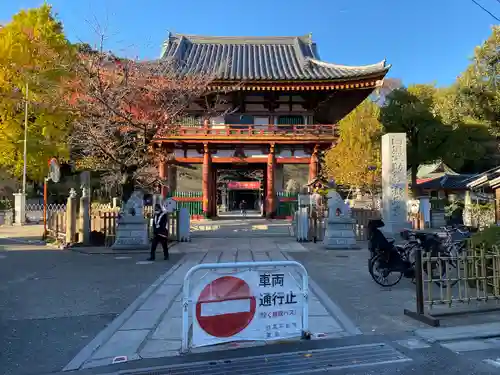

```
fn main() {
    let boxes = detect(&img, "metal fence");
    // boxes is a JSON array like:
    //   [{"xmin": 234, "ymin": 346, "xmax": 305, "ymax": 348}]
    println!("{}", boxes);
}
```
[
  {"xmin": 404, "ymin": 245, "xmax": 500, "ymax": 326},
  {"xmin": 89, "ymin": 207, "xmax": 179, "ymax": 247}
]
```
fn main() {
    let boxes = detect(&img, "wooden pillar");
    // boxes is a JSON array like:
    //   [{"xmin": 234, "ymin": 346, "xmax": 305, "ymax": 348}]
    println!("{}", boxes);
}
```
[
  {"xmin": 266, "ymin": 144, "xmax": 276, "ymax": 218},
  {"xmin": 309, "ymin": 145, "xmax": 319, "ymax": 183},
  {"xmin": 158, "ymin": 160, "xmax": 168, "ymax": 198},
  {"xmin": 202, "ymin": 143, "xmax": 211, "ymax": 216}
]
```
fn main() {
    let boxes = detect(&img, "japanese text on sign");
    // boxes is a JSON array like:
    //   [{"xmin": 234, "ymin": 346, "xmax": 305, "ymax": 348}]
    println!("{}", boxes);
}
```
[{"xmin": 256, "ymin": 271, "xmax": 302, "ymax": 339}]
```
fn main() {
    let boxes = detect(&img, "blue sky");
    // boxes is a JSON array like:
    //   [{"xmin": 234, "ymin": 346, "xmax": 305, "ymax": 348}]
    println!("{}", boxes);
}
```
[{"xmin": 1, "ymin": 0, "xmax": 498, "ymax": 86}]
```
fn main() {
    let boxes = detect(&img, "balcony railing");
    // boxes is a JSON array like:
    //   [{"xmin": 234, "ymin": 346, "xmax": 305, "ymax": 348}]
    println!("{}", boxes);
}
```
[{"xmin": 168, "ymin": 124, "xmax": 338, "ymax": 137}]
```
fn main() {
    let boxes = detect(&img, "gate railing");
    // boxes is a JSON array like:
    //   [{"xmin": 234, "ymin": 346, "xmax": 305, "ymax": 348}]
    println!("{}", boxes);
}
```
[
  {"xmin": 181, "ymin": 261, "xmax": 309, "ymax": 353},
  {"xmin": 404, "ymin": 244, "xmax": 500, "ymax": 326}
]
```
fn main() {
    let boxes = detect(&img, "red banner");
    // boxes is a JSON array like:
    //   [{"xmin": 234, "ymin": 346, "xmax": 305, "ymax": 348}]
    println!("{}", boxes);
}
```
[{"xmin": 227, "ymin": 181, "xmax": 260, "ymax": 190}]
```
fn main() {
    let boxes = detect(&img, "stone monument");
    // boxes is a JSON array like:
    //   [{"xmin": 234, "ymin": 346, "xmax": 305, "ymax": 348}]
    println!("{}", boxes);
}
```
[
  {"xmin": 381, "ymin": 133, "xmax": 411, "ymax": 236},
  {"xmin": 323, "ymin": 190, "xmax": 357, "ymax": 250},
  {"xmin": 112, "ymin": 190, "xmax": 149, "ymax": 250}
]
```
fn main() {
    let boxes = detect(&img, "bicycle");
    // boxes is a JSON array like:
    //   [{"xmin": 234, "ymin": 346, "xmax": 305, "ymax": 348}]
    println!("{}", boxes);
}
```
[{"xmin": 368, "ymin": 230, "xmax": 451, "ymax": 287}]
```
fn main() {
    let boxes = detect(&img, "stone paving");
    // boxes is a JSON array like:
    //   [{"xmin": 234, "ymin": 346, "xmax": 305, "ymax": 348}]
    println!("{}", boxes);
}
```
[{"xmin": 65, "ymin": 241, "xmax": 361, "ymax": 370}]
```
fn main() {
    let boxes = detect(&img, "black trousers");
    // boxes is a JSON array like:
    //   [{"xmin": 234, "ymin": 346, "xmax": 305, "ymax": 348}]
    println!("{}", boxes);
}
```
[{"xmin": 150, "ymin": 234, "xmax": 169, "ymax": 259}]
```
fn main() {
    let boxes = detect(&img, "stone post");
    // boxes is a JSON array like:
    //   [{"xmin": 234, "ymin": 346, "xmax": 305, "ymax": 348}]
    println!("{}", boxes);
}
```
[
  {"xmin": 78, "ymin": 185, "xmax": 90, "ymax": 245},
  {"xmin": 202, "ymin": 143, "xmax": 211, "ymax": 217},
  {"xmin": 266, "ymin": 144, "xmax": 276, "ymax": 218},
  {"xmin": 66, "ymin": 189, "xmax": 78, "ymax": 244},
  {"xmin": 381, "ymin": 133, "xmax": 410, "ymax": 236},
  {"xmin": 13, "ymin": 192, "xmax": 26, "ymax": 225}
]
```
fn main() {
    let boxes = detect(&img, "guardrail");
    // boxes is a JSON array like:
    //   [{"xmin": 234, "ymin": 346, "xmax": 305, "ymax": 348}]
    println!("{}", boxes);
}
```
[{"xmin": 181, "ymin": 261, "xmax": 309, "ymax": 353}]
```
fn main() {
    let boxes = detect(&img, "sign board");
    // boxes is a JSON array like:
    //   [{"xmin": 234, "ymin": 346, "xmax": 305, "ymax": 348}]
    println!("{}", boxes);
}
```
[
  {"xmin": 227, "ymin": 181, "xmax": 260, "ymax": 190},
  {"xmin": 192, "ymin": 270, "xmax": 303, "ymax": 347}
]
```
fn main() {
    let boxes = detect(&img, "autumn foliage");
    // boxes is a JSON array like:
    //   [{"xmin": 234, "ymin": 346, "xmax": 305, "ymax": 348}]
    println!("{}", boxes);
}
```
[{"xmin": 65, "ymin": 47, "xmax": 223, "ymax": 200}]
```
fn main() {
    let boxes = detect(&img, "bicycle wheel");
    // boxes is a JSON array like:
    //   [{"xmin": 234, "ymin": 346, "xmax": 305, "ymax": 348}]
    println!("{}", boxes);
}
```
[{"xmin": 369, "ymin": 253, "xmax": 403, "ymax": 287}]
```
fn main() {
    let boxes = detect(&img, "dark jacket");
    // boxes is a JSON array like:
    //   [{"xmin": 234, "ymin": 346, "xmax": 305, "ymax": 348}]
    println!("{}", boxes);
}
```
[{"xmin": 153, "ymin": 211, "xmax": 168, "ymax": 236}]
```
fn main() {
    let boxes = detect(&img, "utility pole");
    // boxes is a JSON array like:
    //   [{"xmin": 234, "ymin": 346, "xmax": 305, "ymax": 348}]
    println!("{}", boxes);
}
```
[{"xmin": 22, "ymin": 82, "xmax": 28, "ymax": 195}]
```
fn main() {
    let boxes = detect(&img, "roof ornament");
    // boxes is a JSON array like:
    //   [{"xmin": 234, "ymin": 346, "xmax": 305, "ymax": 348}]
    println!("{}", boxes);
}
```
[{"xmin": 308, "ymin": 32, "xmax": 313, "ymax": 44}]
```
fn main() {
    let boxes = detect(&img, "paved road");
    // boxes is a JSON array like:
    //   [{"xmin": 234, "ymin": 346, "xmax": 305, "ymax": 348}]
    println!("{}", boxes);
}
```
[{"xmin": 0, "ymin": 238, "xmax": 182, "ymax": 375}]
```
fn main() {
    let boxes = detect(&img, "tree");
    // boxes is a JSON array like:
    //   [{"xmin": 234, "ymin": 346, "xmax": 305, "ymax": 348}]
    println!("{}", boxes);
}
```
[
  {"xmin": 0, "ymin": 5, "xmax": 74, "ymax": 181},
  {"xmin": 455, "ymin": 26, "xmax": 500, "ymax": 136},
  {"xmin": 324, "ymin": 99, "xmax": 382, "ymax": 191},
  {"xmin": 380, "ymin": 84, "xmax": 488, "ymax": 194},
  {"xmin": 66, "ymin": 47, "xmax": 229, "ymax": 204},
  {"xmin": 379, "ymin": 84, "xmax": 446, "ymax": 196}
]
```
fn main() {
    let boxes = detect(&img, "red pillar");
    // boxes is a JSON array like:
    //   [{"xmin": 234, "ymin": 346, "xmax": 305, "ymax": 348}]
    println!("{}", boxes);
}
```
[
  {"xmin": 309, "ymin": 145, "xmax": 319, "ymax": 183},
  {"xmin": 210, "ymin": 168, "xmax": 217, "ymax": 217},
  {"xmin": 158, "ymin": 160, "xmax": 168, "ymax": 198},
  {"xmin": 202, "ymin": 143, "xmax": 211, "ymax": 216},
  {"xmin": 266, "ymin": 144, "xmax": 276, "ymax": 218}
]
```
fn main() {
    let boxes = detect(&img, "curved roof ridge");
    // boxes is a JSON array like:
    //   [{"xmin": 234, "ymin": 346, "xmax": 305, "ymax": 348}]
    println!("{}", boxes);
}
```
[
  {"xmin": 169, "ymin": 33, "xmax": 313, "ymax": 44},
  {"xmin": 307, "ymin": 57, "xmax": 389, "ymax": 71}
]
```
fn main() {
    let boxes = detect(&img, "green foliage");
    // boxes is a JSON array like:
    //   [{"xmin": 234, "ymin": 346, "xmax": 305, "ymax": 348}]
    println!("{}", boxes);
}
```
[
  {"xmin": 455, "ymin": 26, "xmax": 500, "ymax": 136},
  {"xmin": 380, "ymin": 83, "xmax": 488, "ymax": 193},
  {"xmin": 470, "ymin": 225, "xmax": 500, "ymax": 248},
  {"xmin": 445, "ymin": 200, "xmax": 463, "ymax": 218},
  {"xmin": 0, "ymin": 4, "xmax": 74, "ymax": 181},
  {"xmin": 0, "ymin": 199, "xmax": 12, "ymax": 210},
  {"xmin": 325, "ymin": 99, "xmax": 382, "ymax": 189}
]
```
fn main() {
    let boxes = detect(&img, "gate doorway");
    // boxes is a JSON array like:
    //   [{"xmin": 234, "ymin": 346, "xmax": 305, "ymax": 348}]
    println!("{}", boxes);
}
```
[{"xmin": 216, "ymin": 165, "xmax": 264, "ymax": 218}]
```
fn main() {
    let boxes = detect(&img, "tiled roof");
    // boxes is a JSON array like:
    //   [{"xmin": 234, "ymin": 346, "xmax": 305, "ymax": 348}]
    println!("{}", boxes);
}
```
[
  {"xmin": 418, "ymin": 174, "xmax": 475, "ymax": 190},
  {"xmin": 159, "ymin": 33, "xmax": 390, "ymax": 81}
]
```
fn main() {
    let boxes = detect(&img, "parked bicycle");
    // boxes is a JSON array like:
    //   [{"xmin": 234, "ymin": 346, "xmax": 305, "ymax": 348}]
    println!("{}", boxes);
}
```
[{"xmin": 367, "ymin": 219, "xmax": 465, "ymax": 287}]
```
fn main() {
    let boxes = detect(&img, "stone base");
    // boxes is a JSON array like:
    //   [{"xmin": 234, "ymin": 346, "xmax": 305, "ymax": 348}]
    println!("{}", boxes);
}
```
[
  {"xmin": 112, "ymin": 216, "xmax": 149, "ymax": 250},
  {"xmin": 323, "ymin": 218, "xmax": 359, "ymax": 250}
]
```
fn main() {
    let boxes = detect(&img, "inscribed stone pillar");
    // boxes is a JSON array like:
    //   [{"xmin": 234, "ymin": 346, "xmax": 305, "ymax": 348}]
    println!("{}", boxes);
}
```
[
  {"xmin": 79, "ymin": 186, "xmax": 90, "ymax": 245},
  {"xmin": 266, "ymin": 144, "xmax": 276, "ymax": 218},
  {"xmin": 158, "ymin": 160, "xmax": 168, "ymax": 198},
  {"xmin": 13, "ymin": 192, "xmax": 26, "ymax": 225},
  {"xmin": 381, "ymin": 133, "xmax": 410, "ymax": 235},
  {"xmin": 202, "ymin": 143, "xmax": 211, "ymax": 216},
  {"xmin": 66, "ymin": 189, "xmax": 77, "ymax": 244}
]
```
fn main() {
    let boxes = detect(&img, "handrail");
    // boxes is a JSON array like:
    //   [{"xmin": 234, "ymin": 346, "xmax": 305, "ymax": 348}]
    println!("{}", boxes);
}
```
[{"xmin": 166, "ymin": 124, "xmax": 338, "ymax": 137}]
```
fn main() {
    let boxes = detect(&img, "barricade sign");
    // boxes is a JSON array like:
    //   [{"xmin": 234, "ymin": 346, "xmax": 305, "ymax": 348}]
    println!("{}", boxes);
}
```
[{"xmin": 182, "ymin": 261, "xmax": 309, "ymax": 351}]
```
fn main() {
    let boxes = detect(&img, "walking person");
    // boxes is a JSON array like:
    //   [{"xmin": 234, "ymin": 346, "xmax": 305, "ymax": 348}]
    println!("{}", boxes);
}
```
[
  {"xmin": 239, "ymin": 200, "xmax": 247, "ymax": 217},
  {"xmin": 147, "ymin": 204, "xmax": 169, "ymax": 261}
]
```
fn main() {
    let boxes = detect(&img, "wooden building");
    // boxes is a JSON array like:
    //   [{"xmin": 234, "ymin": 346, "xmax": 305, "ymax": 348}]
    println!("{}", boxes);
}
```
[{"xmin": 155, "ymin": 33, "xmax": 390, "ymax": 218}]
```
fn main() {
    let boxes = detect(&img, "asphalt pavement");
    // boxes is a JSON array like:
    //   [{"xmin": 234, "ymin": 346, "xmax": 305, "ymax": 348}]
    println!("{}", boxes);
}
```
[{"xmin": 0, "ymin": 237, "xmax": 182, "ymax": 375}]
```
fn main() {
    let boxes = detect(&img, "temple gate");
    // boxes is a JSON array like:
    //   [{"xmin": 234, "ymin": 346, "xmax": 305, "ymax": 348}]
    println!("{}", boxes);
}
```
[{"xmin": 153, "ymin": 33, "xmax": 390, "ymax": 218}]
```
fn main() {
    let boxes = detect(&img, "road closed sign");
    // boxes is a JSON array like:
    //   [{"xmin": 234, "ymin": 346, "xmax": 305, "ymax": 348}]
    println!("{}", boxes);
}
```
[{"xmin": 191, "ymin": 269, "xmax": 304, "ymax": 348}]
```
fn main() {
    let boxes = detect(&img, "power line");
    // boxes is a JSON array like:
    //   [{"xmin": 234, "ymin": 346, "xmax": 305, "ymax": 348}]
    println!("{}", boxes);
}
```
[{"xmin": 471, "ymin": 0, "xmax": 500, "ymax": 22}]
